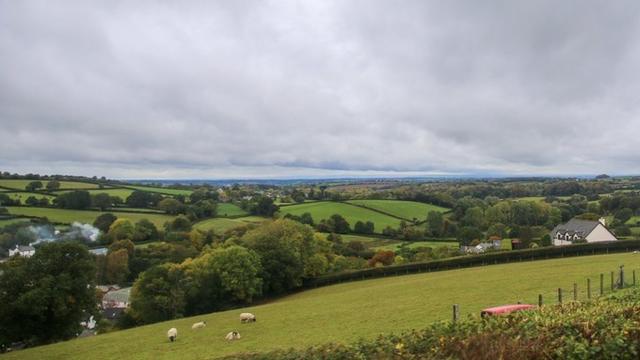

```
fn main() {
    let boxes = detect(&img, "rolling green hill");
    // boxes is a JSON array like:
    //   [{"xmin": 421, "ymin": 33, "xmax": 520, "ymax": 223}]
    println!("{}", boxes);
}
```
[
  {"xmin": 278, "ymin": 201, "xmax": 402, "ymax": 232},
  {"xmin": 7, "ymin": 252, "xmax": 637, "ymax": 360},
  {"xmin": 217, "ymin": 203, "xmax": 249, "ymax": 217},
  {"xmin": 194, "ymin": 216, "xmax": 266, "ymax": 233},
  {"xmin": 0, "ymin": 179, "xmax": 103, "ymax": 190},
  {"xmin": 124, "ymin": 185, "xmax": 193, "ymax": 196},
  {"xmin": 4, "ymin": 207, "xmax": 175, "ymax": 228},
  {"xmin": 346, "ymin": 199, "xmax": 449, "ymax": 221}
]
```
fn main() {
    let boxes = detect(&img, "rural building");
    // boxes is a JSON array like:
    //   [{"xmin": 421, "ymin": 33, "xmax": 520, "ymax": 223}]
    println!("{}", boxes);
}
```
[
  {"xmin": 8, "ymin": 244, "xmax": 35, "ymax": 258},
  {"xmin": 101, "ymin": 287, "xmax": 131, "ymax": 309},
  {"xmin": 550, "ymin": 218, "xmax": 617, "ymax": 246},
  {"xmin": 89, "ymin": 247, "xmax": 108, "ymax": 256},
  {"xmin": 461, "ymin": 238, "xmax": 502, "ymax": 254}
]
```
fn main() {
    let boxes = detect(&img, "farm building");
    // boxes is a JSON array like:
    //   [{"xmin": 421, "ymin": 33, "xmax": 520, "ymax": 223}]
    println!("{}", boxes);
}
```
[
  {"xmin": 461, "ymin": 238, "xmax": 501, "ymax": 254},
  {"xmin": 8, "ymin": 244, "xmax": 35, "ymax": 258},
  {"xmin": 550, "ymin": 218, "xmax": 617, "ymax": 246},
  {"xmin": 101, "ymin": 287, "xmax": 131, "ymax": 309}
]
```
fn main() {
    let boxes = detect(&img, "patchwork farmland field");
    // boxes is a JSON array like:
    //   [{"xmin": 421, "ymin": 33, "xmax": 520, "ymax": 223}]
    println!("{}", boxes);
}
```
[
  {"xmin": 124, "ymin": 185, "xmax": 193, "ymax": 196},
  {"xmin": 194, "ymin": 216, "xmax": 266, "ymax": 233},
  {"xmin": 217, "ymin": 203, "xmax": 249, "ymax": 217},
  {"xmin": 279, "ymin": 201, "xmax": 402, "ymax": 232},
  {"xmin": 5, "ymin": 192, "xmax": 56, "ymax": 203},
  {"xmin": 54, "ymin": 188, "xmax": 135, "ymax": 200},
  {"xmin": 0, "ymin": 179, "xmax": 103, "ymax": 190},
  {"xmin": 8, "ymin": 252, "xmax": 639, "ymax": 360},
  {"xmin": 337, "ymin": 234, "xmax": 458, "ymax": 251},
  {"xmin": 4, "ymin": 207, "xmax": 175, "ymax": 227},
  {"xmin": 346, "ymin": 199, "xmax": 449, "ymax": 221}
]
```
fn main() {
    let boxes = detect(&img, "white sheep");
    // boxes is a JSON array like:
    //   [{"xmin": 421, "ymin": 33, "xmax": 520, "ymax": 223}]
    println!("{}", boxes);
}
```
[
  {"xmin": 167, "ymin": 328, "xmax": 178, "ymax": 342},
  {"xmin": 225, "ymin": 331, "xmax": 241, "ymax": 341},
  {"xmin": 239, "ymin": 312, "xmax": 256, "ymax": 323},
  {"xmin": 191, "ymin": 321, "xmax": 206, "ymax": 330}
]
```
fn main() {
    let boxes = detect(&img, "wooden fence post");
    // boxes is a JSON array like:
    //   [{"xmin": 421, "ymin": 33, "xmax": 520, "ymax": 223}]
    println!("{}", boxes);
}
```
[
  {"xmin": 587, "ymin": 278, "xmax": 591, "ymax": 300},
  {"xmin": 611, "ymin": 271, "xmax": 615, "ymax": 291},
  {"xmin": 538, "ymin": 294, "xmax": 543, "ymax": 307},
  {"xmin": 573, "ymin": 283, "xmax": 577, "ymax": 301},
  {"xmin": 452, "ymin": 304, "xmax": 459, "ymax": 323},
  {"xmin": 600, "ymin": 273, "xmax": 604, "ymax": 295},
  {"xmin": 620, "ymin": 265, "xmax": 625, "ymax": 289},
  {"xmin": 558, "ymin": 288, "xmax": 563, "ymax": 304}
]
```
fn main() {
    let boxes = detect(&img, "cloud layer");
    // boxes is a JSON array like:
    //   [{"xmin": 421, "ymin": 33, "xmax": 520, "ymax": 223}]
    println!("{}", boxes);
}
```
[{"xmin": 2, "ymin": 1, "xmax": 640, "ymax": 178}]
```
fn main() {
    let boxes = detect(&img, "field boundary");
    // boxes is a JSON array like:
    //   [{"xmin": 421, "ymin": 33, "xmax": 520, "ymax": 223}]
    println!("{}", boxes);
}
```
[{"xmin": 304, "ymin": 240, "xmax": 640, "ymax": 288}]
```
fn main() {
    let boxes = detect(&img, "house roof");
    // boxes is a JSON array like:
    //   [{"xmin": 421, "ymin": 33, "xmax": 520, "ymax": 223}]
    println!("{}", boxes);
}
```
[
  {"xmin": 15, "ymin": 245, "xmax": 35, "ymax": 252},
  {"xmin": 551, "ymin": 219, "xmax": 601, "ymax": 238},
  {"xmin": 102, "ymin": 287, "xmax": 131, "ymax": 304}
]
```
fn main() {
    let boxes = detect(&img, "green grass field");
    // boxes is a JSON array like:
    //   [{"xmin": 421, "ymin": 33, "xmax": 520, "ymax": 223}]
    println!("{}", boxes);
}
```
[
  {"xmin": 4, "ymin": 207, "xmax": 175, "ymax": 228},
  {"xmin": 0, "ymin": 179, "xmax": 102, "ymax": 190},
  {"xmin": 337, "ymin": 234, "xmax": 458, "ymax": 251},
  {"xmin": 124, "ymin": 185, "xmax": 193, "ymax": 196},
  {"xmin": 0, "ymin": 218, "xmax": 31, "ymax": 228},
  {"xmin": 5, "ymin": 192, "xmax": 56, "ymax": 203},
  {"xmin": 8, "ymin": 252, "xmax": 640, "ymax": 360},
  {"xmin": 346, "ymin": 200, "xmax": 449, "ymax": 221},
  {"xmin": 278, "ymin": 201, "xmax": 402, "ymax": 233},
  {"xmin": 194, "ymin": 216, "xmax": 266, "ymax": 233},
  {"xmin": 53, "ymin": 188, "xmax": 135, "ymax": 200},
  {"xmin": 217, "ymin": 203, "xmax": 249, "ymax": 217}
]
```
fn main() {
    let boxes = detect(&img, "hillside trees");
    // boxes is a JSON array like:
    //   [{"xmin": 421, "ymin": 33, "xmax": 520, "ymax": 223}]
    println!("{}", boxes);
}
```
[
  {"xmin": 45, "ymin": 180, "xmax": 60, "ymax": 191},
  {"xmin": 0, "ymin": 242, "xmax": 96, "ymax": 346},
  {"xmin": 93, "ymin": 213, "xmax": 117, "ymax": 233},
  {"xmin": 25, "ymin": 181, "xmax": 43, "ymax": 191},
  {"xmin": 54, "ymin": 190, "xmax": 91, "ymax": 209},
  {"xmin": 91, "ymin": 193, "xmax": 113, "ymax": 211},
  {"xmin": 126, "ymin": 191, "xmax": 162, "ymax": 208}
]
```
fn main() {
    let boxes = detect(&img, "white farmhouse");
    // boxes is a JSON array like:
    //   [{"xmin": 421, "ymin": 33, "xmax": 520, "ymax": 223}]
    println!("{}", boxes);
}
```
[
  {"xmin": 550, "ymin": 218, "xmax": 617, "ymax": 246},
  {"xmin": 8, "ymin": 244, "xmax": 35, "ymax": 257}
]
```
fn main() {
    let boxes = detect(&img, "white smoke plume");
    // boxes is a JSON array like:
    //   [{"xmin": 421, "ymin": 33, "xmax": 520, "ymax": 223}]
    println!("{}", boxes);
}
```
[
  {"xmin": 28, "ymin": 222, "xmax": 100, "ymax": 245},
  {"xmin": 65, "ymin": 222, "xmax": 100, "ymax": 242}
]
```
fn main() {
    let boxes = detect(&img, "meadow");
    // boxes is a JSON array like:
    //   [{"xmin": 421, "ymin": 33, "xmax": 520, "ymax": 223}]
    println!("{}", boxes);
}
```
[
  {"xmin": 194, "ymin": 216, "xmax": 266, "ymax": 233},
  {"xmin": 346, "ymin": 199, "xmax": 449, "ymax": 221},
  {"xmin": 4, "ymin": 192, "xmax": 56, "ymax": 203},
  {"xmin": 217, "ymin": 203, "xmax": 249, "ymax": 217},
  {"xmin": 4, "ymin": 207, "xmax": 175, "ymax": 228},
  {"xmin": 7, "ymin": 252, "xmax": 639, "ymax": 360},
  {"xmin": 338, "ymin": 234, "xmax": 458, "ymax": 251},
  {"xmin": 53, "ymin": 188, "xmax": 135, "ymax": 200},
  {"xmin": 0, "ymin": 179, "xmax": 102, "ymax": 190},
  {"xmin": 278, "ymin": 201, "xmax": 402, "ymax": 232},
  {"xmin": 124, "ymin": 185, "xmax": 193, "ymax": 196}
]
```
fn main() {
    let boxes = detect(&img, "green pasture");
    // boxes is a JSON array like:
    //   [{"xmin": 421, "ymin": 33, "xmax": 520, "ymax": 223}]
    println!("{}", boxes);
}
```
[
  {"xmin": 0, "ymin": 179, "xmax": 102, "ymax": 190},
  {"xmin": 194, "ymin": 216, "xmax": 266, "ymax": 233},
  {"xmin": 54, "ymin": 188, "xmax": 135, "ymax": 200},
  {"xmin": 336, "ymin": 234, "xmax": 458, "ymax": 252},
  {"xmin": 124, "ymin": 185, "xmax": 193, "ymax": 196},
  {"xmin": 217, "ymin": 203, "xmax": 249, "ymax": 217},
  {"xmin": 278, "ymin": 201, "xmax": 402, "ymax": 233},
  {"xmin": 5, "ymin": 192, "xmax": 56, "ymax": 203},
  {"xmin": 346, "ymin": 199, "xmax": 449, "ymax": 221},
  {"xmin": 4, "ymin": 207, "xmax": 175, "ymax": 228},
  {"xmin": 0, "ymin": 218, "xmax": 31, "ymax": 228},
  {"xmin": 9, "ymin": 252, "xmax": 640, "ymax": 360}
]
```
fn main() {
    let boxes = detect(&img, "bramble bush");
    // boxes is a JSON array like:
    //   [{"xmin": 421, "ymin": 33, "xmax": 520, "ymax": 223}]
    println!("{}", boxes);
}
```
[{"xmin": 224, "ymin": 287, "xmax": 640, "ymax": 359}]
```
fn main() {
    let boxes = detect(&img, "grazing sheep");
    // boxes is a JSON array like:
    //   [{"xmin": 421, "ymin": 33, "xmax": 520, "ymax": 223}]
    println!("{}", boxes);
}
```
[
  {"xmin": 225, "ymin": 331, "xmax": 241, "ymax": 341},
  {"xmin": 191, "ymin": 321, "xmax": 206, "ymax": 330},
  {"xmin": 239, "ymin": 312, "xmax": 256, "ymax": 323},
  {"xmin": 167, "ymin": 328, "xmax": 178, "ymax": 342}
]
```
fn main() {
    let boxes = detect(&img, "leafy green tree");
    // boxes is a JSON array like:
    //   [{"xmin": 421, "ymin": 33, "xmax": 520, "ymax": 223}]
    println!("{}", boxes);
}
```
[
  {"xmin": 354, "ymin": 221, "xmax": 374, "ymax": 234},
  {"xmin": 157, "ymin": 198, "xmax": 184, "ymax": 215},
  {"xmin": 165, "ymin": 215, "xmax": 192, "ymax": 232},
  {"xmin": 615, "ymin": 208, "xmax": 633, "ymax": 224},
  {"xmin": 249, "ymin": 196, "xmax": 279, "ymax": 217},
  {"xmin": 299, "ymin": 212, "xmax": 314, "ymax": 226},
  {"xmin": 45, "ymin": 180, "xmax": 60, "ymax": 191},
  {"xmin": 53, "ymin": 190, "xmax": 91, "ymax": 209},
  {"xmin": 456, "ymin": 226, "xmax": 483, "ymax": 246},
  {"xmin": 129, "ymin": 263, "xmax": 186, "ymax": 324},
  {"xmin": 91, "ymin": 193, "xmax": 112, "ymax": 211},
  {"xmin": 133, "ymin": 219, "xmax": 159, "ymax": 242},
  {"xmin": 0, "ymin": 242, "xmax": 96, "ymax": 346},
  {"xmin": 108, "ymin": 219, "xmax": 135, "ymax": 241},
  {"xmin": 25, "ymin": 196, "xmax": 40, "ymax": 206},
  {"xmin": 93, "ymin": 213, "xmax": 117, "ymax": 233},
  {"xmin": 105, "ymin": 248, "xmax": 130, "ymax": 285},
  {"xmin": 426, "ymin": 211, "xmax": 444, "ymax": 237},
  {"xmin": 25, "ymin": 180, "xmax": 43, "ymax": 191},
  {"xmin": 329, "ymin": 214, "xmax": 351, "ymax": 233},
  {"xmin": 126, "ymin": 191, "xmax": 162, "ymax": 208}
]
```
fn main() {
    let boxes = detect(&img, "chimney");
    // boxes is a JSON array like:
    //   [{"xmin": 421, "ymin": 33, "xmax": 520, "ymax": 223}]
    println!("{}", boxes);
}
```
[{"xmin": 598, "ymin": 217, "xmax": 606, "ymax": 226}]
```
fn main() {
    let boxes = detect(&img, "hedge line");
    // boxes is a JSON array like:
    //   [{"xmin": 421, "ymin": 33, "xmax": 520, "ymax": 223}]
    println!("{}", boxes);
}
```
[{"xmin": 303, "ymin": 240, "xmax": 640, "ymax": 288}]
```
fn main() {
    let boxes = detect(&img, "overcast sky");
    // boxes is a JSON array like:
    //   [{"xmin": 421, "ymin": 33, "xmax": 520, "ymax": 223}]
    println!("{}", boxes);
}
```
[{"xmin": 1, "ymin": 1, "xmax": 640, "ymax": 179}]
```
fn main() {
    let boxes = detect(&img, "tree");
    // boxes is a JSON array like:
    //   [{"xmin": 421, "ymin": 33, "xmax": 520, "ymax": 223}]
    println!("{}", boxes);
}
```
[
  {"xmin": 329, "ymin": 214, "xmax": 351, "ymax": 234},
  {"xmin": 129, "ymin": 263, "xmax": 186, "ymax": 324},
  {"xmin": 25, "ymin": 196, "xmax": 40, "ymax": 206},
  {"xmin": 25, "ymin": 181, "xmax": 43, "ymax": 191},
  {"xmin": 91, "ymin": 193, "xmax": 112, "ymax": 211},
  {"xmin": 157, "ymin": 198, "xmax": 184, "ymax": 215},
  {"xmin": 249, "ymin": 196, "xmax": 279, "ymax": 217},
  {"xmin": 299, "ymin": 212, "xmax": 314, "ymax": 226},
  {"xmin": 133, "ymin": 219, "xmax": 159, "ymax": 242},
  {"xmin": 126, "ymin": 191, "xmax": 162, "ymax": 208},
  {"xmin": 615, "ymin": 208, "xmax": 633, "ymax": 224},
  {"xmin": 0, "ymin": 242, "xmax": 96, "ymax": 346},
  {"xmin": 108, "ymin": 219, "xmax": 135, "ymax": 241},
  {"xmin": 165, "ymin": 215, "xmax": 192, "ymax": 232},
  {"xmin": 368, "ymin": 250, "xmax": 395, "ymax": 267},
  {"xmin": 54, "ymin": 190, "xmax": 91, "ymax": 209},
  {"xmin": 94, "ymin": 213, "xmax": 117, "ymax": 233},
  {"xmin": 426, "ymin": 211, "xmax": 444, "ymax": 237},
  {"xmin": 456, "ymin": 226, "xmax": 483, "ymax": 246},
  {"xmin": 45, "ymin": 180, "xmax": 60, "ymax": 191},
  {"xmin": 105, "ymin": 248, "xmax": 130, "ymax": 285},
  {"xmin": 240, "ymin": 219, "xmax": 317, "ymax": 294},
  {"xmin": 354, "ymin": 221, "xmax": 375, "ymax": 234}
]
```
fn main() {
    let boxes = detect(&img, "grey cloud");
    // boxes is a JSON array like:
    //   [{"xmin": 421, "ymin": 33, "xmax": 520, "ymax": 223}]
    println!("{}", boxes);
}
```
[{"xmin": 2, "ymin": 0, "xmax": 640, "ymax": 178}]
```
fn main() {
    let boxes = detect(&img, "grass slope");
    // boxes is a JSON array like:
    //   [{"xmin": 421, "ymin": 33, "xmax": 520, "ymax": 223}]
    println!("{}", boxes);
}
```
[
  {"xmin": 346, "ymin": 200, "xmax": 449, "ymax": 221},
  {"xmin": 194, "ymin": 216, "xmax": 266, "ymax": 233},
  {"xmin": 279, "ymin": 201, "xmax": 402, "ymax": 233},
  {"xmin": 5, "ymin": 207, "xmax": 175, "ymax": 228},
  {"xmin": 5, "ymin": 192, "xmax": 56, "ymax": 203},
  {"xmin": 217, "ymin": 203, "xmax": 249, "ymax": 217},
  {"xmin": 54, "ymin": 188, "xmax": 135, "ymax": 200},
  {"xmin": 0, "ymin": 180, "xmax": 102, "ymax": 190},
  {"xmin": 338, "ymin": 234, "xmax": 458, "ymax": 251},
  {"xmin": 9, "ymin": 252, "xmax": 638, "ymax": 360},
  {"xmin": 124, "ymin": 185, "xmax": 193, "ymax": 196}
]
